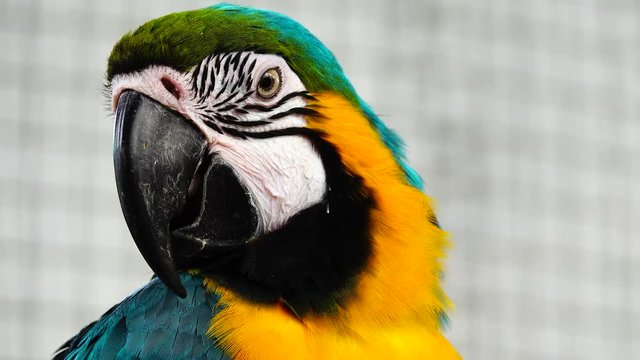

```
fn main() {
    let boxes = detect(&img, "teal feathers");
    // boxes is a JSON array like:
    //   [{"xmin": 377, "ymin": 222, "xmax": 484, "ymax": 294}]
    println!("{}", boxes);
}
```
[{"xmin": 56, "ymin": 274, "xmax": 229, "ymax": 360}]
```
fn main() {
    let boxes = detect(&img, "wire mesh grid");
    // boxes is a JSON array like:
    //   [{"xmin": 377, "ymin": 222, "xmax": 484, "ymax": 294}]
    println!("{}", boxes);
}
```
[{"xmin": 0, "ymin": 0, "xmax": 638, "ymax": 359}]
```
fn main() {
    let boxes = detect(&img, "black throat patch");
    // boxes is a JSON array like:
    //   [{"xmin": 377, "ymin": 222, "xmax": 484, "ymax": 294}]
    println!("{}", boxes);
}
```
[{"xmin": 196, "ymin": 130, "xmax": 373, "ymax": 317}]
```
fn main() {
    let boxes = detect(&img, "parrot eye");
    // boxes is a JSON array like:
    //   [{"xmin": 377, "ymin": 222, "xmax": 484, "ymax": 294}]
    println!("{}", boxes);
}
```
[{"xmin": 256, "ymin": 67, "xmax": 282, "ymax": 99}]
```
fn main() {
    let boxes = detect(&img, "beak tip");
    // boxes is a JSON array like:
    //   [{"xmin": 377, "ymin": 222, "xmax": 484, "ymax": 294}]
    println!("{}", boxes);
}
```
[
  {"xmin": 175, "ymin": 285, "xmax": 188, "ymax": 299},
  {"xmin": 161, "ymin": 271, "xmax": 188, "ymax": 298}
]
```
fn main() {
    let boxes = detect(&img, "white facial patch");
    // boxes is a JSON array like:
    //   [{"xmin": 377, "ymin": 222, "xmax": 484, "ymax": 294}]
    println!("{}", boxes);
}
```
[
  {"xmin": 208, "ymin": 134, "xmax": 326, "ymax": 233},
  {"xmin": 110, "ymin": 52, "xmax": 327, "ymax": 236}
]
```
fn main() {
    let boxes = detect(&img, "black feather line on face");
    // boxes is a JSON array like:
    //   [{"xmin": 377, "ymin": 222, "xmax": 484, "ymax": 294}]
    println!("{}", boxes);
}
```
[
  {"xmin": 222, "ymin": 54, "xmax": 232, "ymax": 78},
  {"xmin": 235, "ymin": 127, "xmax": 309, "ymax": 139},
  {"xmin": 268, "ymin": 107, "xmax": 321, "ymax": 120},
  {"xmin": 247, "ymin": 58, "xmax": 257, "ymax": 75},
  {"xmin": 201, "ymin": 118, "xmax": 223, "ymax": 134},
  {"xmin": 238, "ymin": 53, "xmax": 250, "ymax": 76},
  {"xmin": 246, "ymin": 77, "xmax": 253, "ymax": 92},
  {"xmin": 215, "ymin": 114, "xmax": 271, "ymax": 128},
  {"xmin": 236, "ymin": 72, "xmax": 245, "ymax": 92},
  {"xmin": 243, "ymin": 91, "xmax": 314, "ymax": 112},
  {"xmin": 214, "ymin": 79, "xmax": 228, "ymax": 100},
  {"xmin": 233, "ymin": 90, "xmax": 255, "ymax": 105},
  {"xmin": 214, "ymin": 53, "xmax": 224, "ymax": 73},
  {"xmin": 198, "ymin": 55, "xmax": 212, "ymax": 98},
  {"xmin": 206, "ymin": 60, "xmax": 216, "ymax": 96},
  {"xmin": 191, "ymin": 60, "xmax": 202, "ymax": 96},
  {"xmin": 218, "ymin": 126, "xmax": 247, "ymax": 139},
  {"xmin": 230, "ymin": 51, "xmax": 242, "ymax": 71},
  {"xmin": 230, "ymin": 77, "xmax": 242, "ymax": 94},
  {"xmin": 194, "ymin": 129, "xmax": 373, "ymax": 317},
  {"xmin": 217, "ymin": 104, "xmax": 237, "ymax": 112},
  {"xmin": 202, "ymin": 75, "xmax": 215, "ymax": 101},
  {"xmin": 212, "ymin": 90, "xmax": 239, "ymax": 108}
]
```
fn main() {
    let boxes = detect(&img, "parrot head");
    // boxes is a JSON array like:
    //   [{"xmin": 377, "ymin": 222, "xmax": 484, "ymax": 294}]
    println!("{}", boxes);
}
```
[{"xmin": 108, "ymin": 4, "xmax": 446, "ymax": 319}]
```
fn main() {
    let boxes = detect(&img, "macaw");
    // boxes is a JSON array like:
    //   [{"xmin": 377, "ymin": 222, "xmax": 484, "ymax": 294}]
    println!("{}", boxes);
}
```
[{"xmin": 54, "ymin": 4, "xmax": 458, "ymax": 359}]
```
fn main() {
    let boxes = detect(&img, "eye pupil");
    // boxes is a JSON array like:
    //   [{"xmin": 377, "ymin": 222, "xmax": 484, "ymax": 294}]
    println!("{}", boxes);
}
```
[
  {"xmin": 256, "ymin": 68, "xmax": 281, "ymax": 99},
  {"xmin": 259, "ymin": 75, "xmax": 274, "ymax": 90}
]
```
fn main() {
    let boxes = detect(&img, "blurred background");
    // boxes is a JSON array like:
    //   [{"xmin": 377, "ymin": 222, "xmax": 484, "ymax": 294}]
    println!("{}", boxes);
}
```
[{"xmin": 1, "ymin": 0, "xmax": 638, "ymax": 359}]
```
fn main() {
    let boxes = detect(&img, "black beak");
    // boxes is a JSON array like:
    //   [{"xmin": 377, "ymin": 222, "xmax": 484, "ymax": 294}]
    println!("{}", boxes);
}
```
[
  {"xmin": 114, "ymin": 90, "xmax": 258, "ymax": 298},
  {"xmin": 114, "ymin": 90, "xmax": 206, "ymax": 297}
]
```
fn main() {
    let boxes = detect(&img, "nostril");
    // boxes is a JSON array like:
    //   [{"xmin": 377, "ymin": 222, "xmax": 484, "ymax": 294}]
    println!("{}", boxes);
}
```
[{"xmin": 161, "ymin": 77, "xmax": 181, "ymax": 100}]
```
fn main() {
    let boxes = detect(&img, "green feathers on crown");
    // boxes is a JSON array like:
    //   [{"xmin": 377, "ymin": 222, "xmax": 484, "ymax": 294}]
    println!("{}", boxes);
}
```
[
  {"xmin": 108, "ymin": 3, "xmax": 423, "ymax": 189},
  {"xmin": 108, "ymin": 4, "xmax": 354, "ymax": 99}
]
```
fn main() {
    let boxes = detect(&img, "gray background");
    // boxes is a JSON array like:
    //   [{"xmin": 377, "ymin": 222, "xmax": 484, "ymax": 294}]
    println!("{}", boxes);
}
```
[{"xmin": 1, "ymin": 0, "xmax": 638, "ymax": 359}]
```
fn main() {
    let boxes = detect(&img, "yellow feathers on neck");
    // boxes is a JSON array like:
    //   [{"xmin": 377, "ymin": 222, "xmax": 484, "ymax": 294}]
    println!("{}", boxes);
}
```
[{"xmin": 204, "ymin": 92, "xmax": 458, "ymax": 359}]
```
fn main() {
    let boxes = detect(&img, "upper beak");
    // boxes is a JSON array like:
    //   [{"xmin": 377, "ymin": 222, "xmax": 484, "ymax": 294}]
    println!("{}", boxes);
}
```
[
  {"xmin": 114, "ymin": 90, "xmax": 207, "ymax": 297},
  {"xmin": 113, "ymin": 90, "xmax": 259, "ymax": 298}
]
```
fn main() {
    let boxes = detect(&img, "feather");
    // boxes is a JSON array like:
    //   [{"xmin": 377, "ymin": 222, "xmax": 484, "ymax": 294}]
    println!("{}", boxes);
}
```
[{"xmin": 54, "ymin": 274, "xmax": 230, "ymax": 360}]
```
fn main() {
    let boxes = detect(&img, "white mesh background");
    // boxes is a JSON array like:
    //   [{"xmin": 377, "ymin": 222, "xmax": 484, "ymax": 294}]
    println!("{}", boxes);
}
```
[{"xmin": 0, "ymin": 1, "xmax": 638, "ymax": 359}]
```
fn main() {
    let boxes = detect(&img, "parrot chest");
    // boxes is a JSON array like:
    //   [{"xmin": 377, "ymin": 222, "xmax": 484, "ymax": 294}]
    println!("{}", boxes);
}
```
[{"xmin": 207, "ymin": 282, "xmax": 460, "ymax": 360}]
